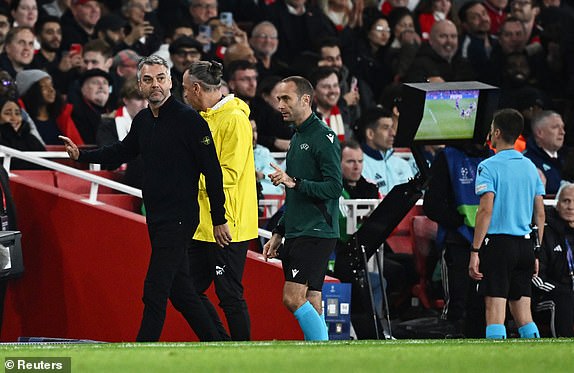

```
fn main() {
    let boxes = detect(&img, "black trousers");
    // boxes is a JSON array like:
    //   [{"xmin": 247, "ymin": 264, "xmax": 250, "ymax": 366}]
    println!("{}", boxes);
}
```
[
  {"xmin": 189, "ymin": 240, "xmax": 251, "ymax": 341},
  {"xmin": 536, "ymin": 285, "xmax": 574, "ymax": 337},
  {"xmin": 136, "ymin": 225, "xmax": 222, "ymax": 342}
]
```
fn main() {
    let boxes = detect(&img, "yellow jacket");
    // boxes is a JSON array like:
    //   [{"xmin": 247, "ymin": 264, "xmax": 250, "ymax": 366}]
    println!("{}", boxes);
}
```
[{"xmin": 194, "ymin": 95, "xmax": 259, "ymax": 242}]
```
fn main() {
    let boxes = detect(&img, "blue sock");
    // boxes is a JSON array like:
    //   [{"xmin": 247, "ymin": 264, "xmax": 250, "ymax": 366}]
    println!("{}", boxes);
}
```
[
  {"xmin": 486, "ymin": 324, "xmax": 506, "ymax": 339},
  {"xmin": 518, "ymin": 322, "xmax": 540, "ymax": 338},
  {"xmin": 293, "ymin": 301, "xmax": 328, "ymax": 341}
]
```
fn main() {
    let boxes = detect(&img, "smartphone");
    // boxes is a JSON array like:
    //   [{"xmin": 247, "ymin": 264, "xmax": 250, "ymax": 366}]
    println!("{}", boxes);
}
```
[
  {"xmin": 69, "ymin": 43, "xmax": 82, "ymax": 55},
  {"xmin": 350, "ymin": 77, "xmax": 358, "ymax": 92},
  {"xmin": 198, "ymin": 25, "xmax": 212, "ymax": 53},
  {"xmin": 220, "ymin": 12, "xmax": 233, "ymax": 28}
]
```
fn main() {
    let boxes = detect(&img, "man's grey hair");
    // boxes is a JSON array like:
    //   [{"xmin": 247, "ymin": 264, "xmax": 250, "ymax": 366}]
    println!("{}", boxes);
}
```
[
  {"xmin": 556, "ymin": 182, "xmax": 574, "ymax": 203},
  {"xmin": 531, "ymin": 110, "xmax": 561, "ymax": 132},
  {"xmin": 137, "ymin": 55, "xmax": 170, "ymax": 81}
]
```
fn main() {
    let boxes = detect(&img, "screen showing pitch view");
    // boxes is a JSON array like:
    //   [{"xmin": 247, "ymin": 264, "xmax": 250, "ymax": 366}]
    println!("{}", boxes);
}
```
[{"xmin": 415, "ymin": 90, "xmax": 479, "ymax": 141}]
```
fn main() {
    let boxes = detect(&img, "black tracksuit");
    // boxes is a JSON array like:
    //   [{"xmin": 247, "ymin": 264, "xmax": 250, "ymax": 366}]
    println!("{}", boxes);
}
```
[{"xmin": 79, "ymin": 96, "xmax": 227, "ymax": 341}]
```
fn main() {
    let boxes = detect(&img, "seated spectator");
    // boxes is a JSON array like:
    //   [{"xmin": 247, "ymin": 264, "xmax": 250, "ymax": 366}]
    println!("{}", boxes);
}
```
[
  {"xmin": 111, "ymin": 49, "xmax": 141, "ymax": 100},
  {"xmin": 263, "ymin": 0, "xmax": 336, "ymax": 64},
  {"xmin": 227, "ymin": 60, "xmax": 258, "ymax": 105},
  {"xmin": 318, "ymin": 0, "xmax": 363, "ymax": 32},
  {"xmin": 386, "ymin": 7, "xmax": 421, "ymax": 82},
  {"xmin": 0, "ymin": 69, "xmax": 44, "ymax": 145},
  {"xmin": 310, "ymin": 66, "xmax": 350, "ymax": 141},
  {"xmin": 0, "ymin": 96, "xmax": 45, "ymax": 169},
  {"xmin": 10, "ymin": 0, "xmax": 39, "ymax": 30},
  {"xmin": 486, "ymin": 17, "xmax": 528, "ymax": 85},
  {"xmin": 71, "ymin": 68, "xmax": 111, "ymax": 144},
  {"xmin": 523, "ymin": 110, "xmax": 566, "ymax": 195},
  {"xmin": 17, "ymin": 69, "xmax": 82, "ymax": 145},
  {"xmin": 95, "ymin": 13, "xmax": 128, "ymax": 54},
  {"xmin": 532, "ymin": 182, "xmax": 574, "ymax": 337},
  {"xmin": 342, "ymin": 8, "xmax": 392, "ymax": 104},
  {"xmin": 404, "ymin": 19, "xmax": 476, "ymax": 83},
  {"xmin": 223, "ymin": 42, "xmax": 257, "ymax": 68},
  {"xmin": 359, "ymin": 106, "xmax": 414, "ymax": 195},
  {"xmin": 60, "ymin": 0, "xmax": 102, "ymax": 50},
  {"xmin": 249, "ymin": 21, "xmax": 290, "ymax": 82},
  {"xmin": 168, "ymin": 36, "xmax": 203, "ymax": 102},
  {"xmin": 0, "ymin": 8, "xmax": 10, "ymax": 53},
  {"xmin": 250, "ymin": 75, "xmax": 293, "ymax": 152},
  {"xmin": 121, "ymin": 0, "xmax": 163, "ymax": 57},
  {"xmin": 0, "ymin": 26, "xmax": 35, "ymax": 78}
]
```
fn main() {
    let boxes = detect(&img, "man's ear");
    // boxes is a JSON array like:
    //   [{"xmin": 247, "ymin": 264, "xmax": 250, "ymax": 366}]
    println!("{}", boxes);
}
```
[
  {"xmin": 104, "ymin": 57, "xmax": 113, "ymax": 71},
  {"xmin": 365, "ymin": 127, "xmax": 374, "ymax": 141}
]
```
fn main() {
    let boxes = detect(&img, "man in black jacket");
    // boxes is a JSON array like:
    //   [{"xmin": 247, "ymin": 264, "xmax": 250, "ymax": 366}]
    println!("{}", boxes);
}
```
[
  {"xmin": 60, "ymin": 55, "xmax": 231, "ymax": 342},
  {"xmin": 532, "ymin": 183, "xmax": 574, "ymax": 337}
]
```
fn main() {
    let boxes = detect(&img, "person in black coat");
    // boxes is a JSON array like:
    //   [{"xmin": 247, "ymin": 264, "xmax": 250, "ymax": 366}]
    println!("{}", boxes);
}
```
[
  {"xmin": 532, "ymin": 183, "xmax": 574, "ymax": 337},
  {"xmin": 0, "ymin": 163, "xmax": 17, "ymax": 338}
]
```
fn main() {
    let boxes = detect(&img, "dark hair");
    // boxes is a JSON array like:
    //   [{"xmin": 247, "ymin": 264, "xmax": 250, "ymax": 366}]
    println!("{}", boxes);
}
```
[
  {"xmin": 281, "ymin": 76, "xmax": 314, "ymax": 103},
  {"xmin": 309, "ymin": 66, "xmax": 339, "ymax": 88},
  {"xmin": 362, "ymin": 6, "xmax": 387, "ymax": 39},
  {"xmin": 0, "ymin": 6, "xmax": 12, "ymax": 24},
  {"xmin": 21, "ymin": 78, "xmax": 64, "ymax": 122},
  {"xmin": 0, "ymin": 70, "xmax": 17, "ymax": 100},
  {"xmin": 341, "ymin": 138, "xmax": 361, "ymax": 153},
  {"xmin": 316, "ymin": 37, "xmax": 340, "ymax": 53},
  {"xmin": 256, "ymin": 75, "xmax": 281, "ymax": 97},
  {"xmin": 457, "ymin": 1, "xmax": 483, "ymax": 24},
  {"xmin": 84, "ymin": 39, "xmax": 113, "ymax": 59},
  {"xmin": 388, "ymin": 7, "xmax": 413, "ymax": 33},
  {"xmin": 225, "ymin": 59, "xmax": 256, "ymax": 82},
  {"xmin": 35, "ymin": 15, "xmax": 61, "ymax": 35},
  {"xmin": 187, "ymin": 60, "xmax": 223, "ymax": 91},
  {"xmin": 359, "ymin": 106, "xmax": 393, "ymax": 136},
  {"xmin": 492, "ymin": 108, "xmax": 524, "ymax": 144}
]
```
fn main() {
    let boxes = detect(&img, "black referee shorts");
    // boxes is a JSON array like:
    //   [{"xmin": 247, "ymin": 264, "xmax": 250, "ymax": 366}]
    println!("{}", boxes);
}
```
[
  {"xmin": 478, "ymin": 234, "xmax": 536, "ymax": 300},
  {"xmin": 282, "ymin": 236, "xmax": 337, "ymax": 291}
]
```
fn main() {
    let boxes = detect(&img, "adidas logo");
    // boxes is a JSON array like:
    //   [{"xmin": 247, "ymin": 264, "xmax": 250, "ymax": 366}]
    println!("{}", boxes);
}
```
[
  {"xmin": 553, "ymin": 245, "xmax": 562, "ymax": 252},
  {"xmin": 291, "ymin": 269, "xmax": 299, "ymax": 278}
]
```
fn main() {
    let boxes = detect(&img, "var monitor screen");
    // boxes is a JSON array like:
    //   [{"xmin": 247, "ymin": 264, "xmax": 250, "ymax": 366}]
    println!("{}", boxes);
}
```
[
  {"xmin": 416, "ymin": 89, "xmax": 479, "ymax": 141},
  {"xmin": 394, "ymin": 82, "xmax": 499, "ymax": 147}
]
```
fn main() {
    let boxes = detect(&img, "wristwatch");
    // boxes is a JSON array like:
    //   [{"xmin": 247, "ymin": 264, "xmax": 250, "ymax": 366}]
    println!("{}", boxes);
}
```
[{"xmin": 292, "ymin": 177, "xmax": 302, "ymax": 190}]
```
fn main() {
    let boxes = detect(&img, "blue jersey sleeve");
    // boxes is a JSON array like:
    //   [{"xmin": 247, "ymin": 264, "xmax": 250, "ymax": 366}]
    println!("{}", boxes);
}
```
[{"xmin": 475, "ymin": 162, "xmax": 494, "ymax": 196}]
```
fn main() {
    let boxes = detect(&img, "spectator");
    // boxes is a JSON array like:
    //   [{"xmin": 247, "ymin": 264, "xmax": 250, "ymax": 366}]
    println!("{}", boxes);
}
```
[
  {"xmin": 509, "ymin": 0, "xmax": 542, "ymax": 49},
  {"xmin": 532, "ymin": 182, "xmax": 574, "ymax": 337},
  {"xmin": 486, "ymin": 17, "xmax": 529, "ymax": 85},
  {"xmin": 0, "ymin": 69, "xmax": 44, "ymax": 145},
  {"xmin": 61, "ymin": 0, "xmax": 101, "ymax": 50},
  {"xmin": 31, "ymin": 16, "xmax": 64, "ymax": 72},
  {"xmin": 168, "ymin": 36, "xmax": 202, "ymax": 102},
  {"xmin": 95, "ymin": 13, "xmax": 128, "ymax": 54},
  {"xmin": 0, "ymin": 96, "xmax": 45, "ymax": 169},
  {"xmin": 185, "ymin": 0, "xmax": 218, "ymax": 33},
  {"xmin": 342, "ymin": 8, "xmax": 392, "ymax": 103},
  {"xmin": 458, "ymin": 1, "xmax": 497, "ymax": 83},
  {"xmin": 249, "ymin": 21, "xmax": 290, "ymax": 81},
  {"xmin": 183, "ymin": 60, "xmax": 258, "ymax": 341},
  {"xmin": 264, "ymin": 0, "xmax": 336, "ymax": 64},
  {"xmin": 404, "ymin": 19, "xmax": 476, "ymax": 83},
  {"xmin": 359, "ymin": 106, "xmax": 413, "ymax": 195},
  {"xmin": 226, "ymin": 60, "xmax": 257, "ymax": 104},
  {"xmin": 386, "ymin": 6, "xmax": 421, "ymax": 81},
  {"xmin": 0, "ymin": 26, "xmax": 35, "ymax": 78},
  {"xmin": 10, "ymin": 0, "xmax": 38, "ymax": 29},
  {"xmin": 310, "ymin": 66, "xmax": 350, "ymax": 141},
  {"xmin": 249, "ymin": 75, "xmax": 293, "ymax": 152},
  {"xmin": 17, "ymin": 69, "xmax": 81, "ymax": 145},
  {"xmin": 121, "ymin": 0, "xmax": 163, "ymax": 57},
  {"xmin": 71, "ymin": 68, "xmax": 111, "ymax": 144},
  {"xmin": 112, "ymin": 49, "xmax": 141, "ymax": 82},
  {"xmin": 318, "ymin": 0, "xmax": 363, "ymax": 32},
  {"xmin": 523, "ymin": 110, "xmax": 566, "ymax": 195}
]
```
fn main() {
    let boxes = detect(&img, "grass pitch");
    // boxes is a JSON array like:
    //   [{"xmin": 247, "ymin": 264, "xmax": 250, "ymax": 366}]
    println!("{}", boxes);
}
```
[{"xmin": 0, "ymin": 339, "xmax": 573, "ymax": 373}]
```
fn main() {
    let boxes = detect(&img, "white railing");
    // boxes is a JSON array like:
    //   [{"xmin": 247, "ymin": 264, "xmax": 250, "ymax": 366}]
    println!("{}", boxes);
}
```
[{"xmin": 0, "ymin": 146, "xmax": 142, "ymax": 205}]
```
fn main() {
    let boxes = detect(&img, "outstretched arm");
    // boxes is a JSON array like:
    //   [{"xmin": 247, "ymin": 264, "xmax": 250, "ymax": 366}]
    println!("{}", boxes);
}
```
[{"xmin": 59, "ymin": 136, "xmax": 79, "ymax": 160}]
